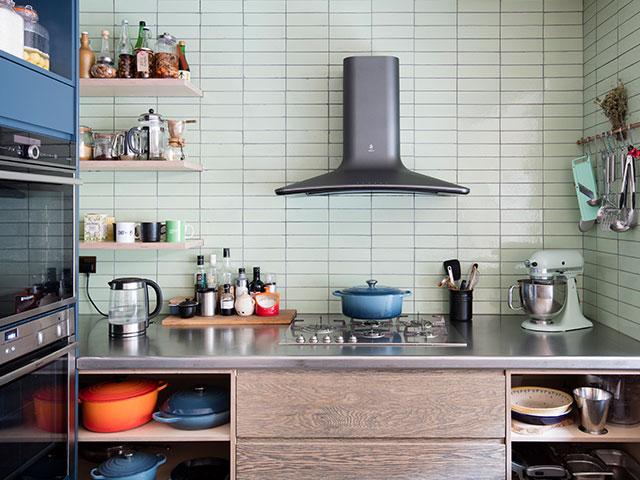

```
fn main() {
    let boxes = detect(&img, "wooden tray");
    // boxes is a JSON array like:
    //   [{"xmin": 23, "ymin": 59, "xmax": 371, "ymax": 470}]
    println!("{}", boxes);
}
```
[{"xmin": 162, "ymin": 309, "xmax": 296, "ymax": 326}]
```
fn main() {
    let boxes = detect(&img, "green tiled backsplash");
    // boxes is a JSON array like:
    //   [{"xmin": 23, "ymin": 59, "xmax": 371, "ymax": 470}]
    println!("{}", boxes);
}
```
[
  {"xmin": 79, "ymin": 0, "xmax": 586, "ymax": 318},
  {"xmin": 582, "ymin": 0, "xmax": 640, "ymax": 339}
]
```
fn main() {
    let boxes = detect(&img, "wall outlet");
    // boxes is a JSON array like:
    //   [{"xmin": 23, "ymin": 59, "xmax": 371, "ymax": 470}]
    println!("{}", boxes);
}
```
[{"xmin": 79, "ymin": 256, "xmax": 97, "ymax": 274}]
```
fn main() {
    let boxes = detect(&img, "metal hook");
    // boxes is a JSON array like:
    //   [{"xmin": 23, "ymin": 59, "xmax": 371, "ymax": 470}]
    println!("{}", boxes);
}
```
[
  {"xmin": 585, "ymin": 138, "xmax": 593, "ymax": 157},
  {"xmin": 628, "ymin": 125, "xmax": 634, "ymax": 147},
  {"xmin": 605, "ymin": 131, "xmax": 613, "ymax": 153}
]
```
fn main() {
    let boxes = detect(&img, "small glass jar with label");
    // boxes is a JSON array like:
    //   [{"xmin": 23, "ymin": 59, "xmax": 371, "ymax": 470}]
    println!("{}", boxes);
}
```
[
  {"xmin": 79, "ymin": 126, "xmax": 93, "ymax": 161},
  {"xmin": 134, "ymin": 27, "xmax": 153, "ymax": 78}
]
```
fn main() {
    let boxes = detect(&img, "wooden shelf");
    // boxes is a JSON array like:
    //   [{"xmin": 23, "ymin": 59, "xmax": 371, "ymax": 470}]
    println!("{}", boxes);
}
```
[
  {"xmin": 80, "ymin": 160, "xmax": 202, "ymax": 172},
  {"xmin": 511, "ymin": 421, "xmax": 640, "ymax": 443},
  {"xmin": 79, "ymin": 78, "xmax": 203, "ymax": 97},
  {"xmin": 78, "ymin": 421, "xmax": 230, "ymax": 442},
  {"xmin": 80, "ymin": 239, "xmax": 203, "ymax": 250}
]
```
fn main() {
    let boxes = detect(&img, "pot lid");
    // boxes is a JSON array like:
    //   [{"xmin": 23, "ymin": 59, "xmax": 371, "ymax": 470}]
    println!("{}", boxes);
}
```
[
  {"xmin": 337, "ymin": 279, "xmax": 406, "ymax": 296},
  {"xmin": 34, "ymin": 386, "xmax": 65, "ymax": 402},
  {"xmin": 161, "ymin": 385, "xmax": 230, "ymax": 416},
  {"xmin": 139, "ymin": 108, "xmax": 164, "ymax": 122},
  {"xmin": 96, "ymin": 451, "xmax": 162, "ymax": 477},
  {"xmin": 79, "ymin": 378, "xmax": 158, "ymax": 402}
]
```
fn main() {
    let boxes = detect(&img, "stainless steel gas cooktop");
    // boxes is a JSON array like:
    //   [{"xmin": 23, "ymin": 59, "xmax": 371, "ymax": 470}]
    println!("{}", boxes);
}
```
[{"xmin": 279, "ymin": 314, "xmax": 467, "ymax": 347}]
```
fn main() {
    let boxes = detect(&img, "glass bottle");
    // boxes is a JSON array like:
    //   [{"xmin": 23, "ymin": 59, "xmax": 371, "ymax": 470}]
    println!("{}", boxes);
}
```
[
  {"xmin": 235, "ymin": 268, "xmax": 248, "ymax": 297},
  {"xmin": 90, "ymin": 29, "xmax": 116, "ymax": 78},
  {"xmin": 218, "ymin": 248, "xmax": 234, "ymax": 300},
  {"xmin": 194, "ymin": 255, "xmax": 207, "ymax": 295},
  {"xmin": 134, "ymin": 26, "xmax": 153, "ymax": 79},
  {"xmin": 206, "ymin": 254, "xmax": 217, "ymax": 289},
  {"xmin": 178, "ymin": 40, "xmax": 190, "ymax": 81},
  {"xmin": 264, "ymin": 273, "xmax": 277, "ymax": 293},
  {"xmin": 249, "ymin": 267, "xmax": 265, "ymax": 296},
  {"xmin": 220, "ymin": 284, "xmax": 234, "ymax": 316},
  {"xmin": 78, "ymin": 31, "xmax": 94, "ymax": 79},
  {"xmin": 134, "ymin": 20, "xmax": 145, "ymax": 49},
  {"xmin": 153, "ymin": 32, "xmax": 178, "ymax": 78},
  {"xmin": 117, "ymin": 19, "xmax": 134, "ymax": 78}
]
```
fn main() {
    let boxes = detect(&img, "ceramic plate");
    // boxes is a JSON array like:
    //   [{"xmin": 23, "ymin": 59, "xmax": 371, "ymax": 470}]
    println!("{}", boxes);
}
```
[
  {"xmin": 511, "ymin": 409, "xmax": 573, "ymax": 426},
  {"xmin": 511, "ymin": 386, "xmax": 573, "ymax": 416}
]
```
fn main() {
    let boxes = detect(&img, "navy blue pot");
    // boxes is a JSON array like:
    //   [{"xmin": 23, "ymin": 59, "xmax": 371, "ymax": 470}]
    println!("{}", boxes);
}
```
[
  {"xmin": 153, "ymin": 385, "xmax": 230, "ymax": 431},
  {"xmin": 333, "ymin": 280, "xmax": 411, "ymax": 319}
]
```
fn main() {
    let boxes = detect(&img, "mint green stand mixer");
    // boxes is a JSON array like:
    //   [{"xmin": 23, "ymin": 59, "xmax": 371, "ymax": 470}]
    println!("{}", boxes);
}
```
[{"xmin": 508, "ymin": 250, "xmax": 593, "ymax": 332}]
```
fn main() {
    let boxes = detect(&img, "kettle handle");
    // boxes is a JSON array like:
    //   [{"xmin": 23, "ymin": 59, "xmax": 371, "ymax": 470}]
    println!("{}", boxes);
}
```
[
  {"xmin": 144, "ymin": 279, "xmax": 163, "ymax": 321},
  {"xmin": 508, "ymin": 284, "xmax": 523, "ymax": 311},
  {"xmin": 126, "ymin": 127, "xmax": 141, "ymax": 154}
]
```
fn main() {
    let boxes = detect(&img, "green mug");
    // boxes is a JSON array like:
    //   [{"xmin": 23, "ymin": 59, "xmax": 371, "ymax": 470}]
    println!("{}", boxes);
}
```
[{"xmin": 166, "ymin": 220, "xmax": 195, "ymax": 242}]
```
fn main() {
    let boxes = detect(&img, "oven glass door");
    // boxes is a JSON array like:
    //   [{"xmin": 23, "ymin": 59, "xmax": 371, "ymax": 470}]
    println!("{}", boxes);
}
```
[
  {"xmin": 0, "ymin": 176, "xmax": 75, "ymax": 328},
  {"xmin": 0, "ymin": 342, "xmax": 75, "ymax": 480}
]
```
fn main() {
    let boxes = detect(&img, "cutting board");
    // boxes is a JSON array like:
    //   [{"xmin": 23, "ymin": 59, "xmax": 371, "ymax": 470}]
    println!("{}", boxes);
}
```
[{"xmin": 162, "ymin": 309, "xmax": 296, "ymax": 326}]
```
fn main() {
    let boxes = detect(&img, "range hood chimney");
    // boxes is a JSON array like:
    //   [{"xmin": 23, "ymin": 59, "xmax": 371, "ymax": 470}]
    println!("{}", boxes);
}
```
[{"xmin": 275, "ymin": 56, "xmax": 470, "ymax": 196}]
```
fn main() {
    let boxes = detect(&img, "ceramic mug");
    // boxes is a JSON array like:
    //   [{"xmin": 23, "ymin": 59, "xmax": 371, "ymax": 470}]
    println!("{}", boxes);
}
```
[
  {"xmin": 165, "ymin": 220, "xmax": 194, "ymax": 243},
  {"xmin": 115, "ymin": 222, "xmax": 139, "ymax": 243},
  {"xmin": 141, "ymin": 222, "xmax": 165, "ymax": 242}
]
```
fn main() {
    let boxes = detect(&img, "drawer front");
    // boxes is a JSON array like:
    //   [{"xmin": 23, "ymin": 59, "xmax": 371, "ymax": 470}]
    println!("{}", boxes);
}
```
[
  {"xmin": 0, "ymin": 57, "xmax": 75, "ymax": 139},
  {"xmin": 237, "ymin": 369, "xmax": 505, "ymax": 438},
  {"xmin": 236, "ymin": 440, "xmax": 506, "ymax": 480}
]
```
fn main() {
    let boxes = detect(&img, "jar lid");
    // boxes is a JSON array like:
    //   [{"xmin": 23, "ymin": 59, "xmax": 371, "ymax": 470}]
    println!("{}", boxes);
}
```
[
  {"xmin": 79, "ymin": 126, "xmax": 92, "ymax": 132},
  {"xmin": 161, "ymin": 385, "xmax": 230, "ymax": 416},
  {"xmin": 79, "ymin": 378, "xmax": 159, "ymax": 402},
  {"xmin": 34, "ymin": 386, "xmax": 65, "ymax": 402},
  {"xmin": 336, "ymin": 280, "xmax": 408, "ymax": 296},
  {"xmin": 157, "ymin": 32, "xmax": 176, "ymax": 43},
  {"xmin": 96, "ymin": 451, "xmax": 164, "ymax": 477},
  {"xmin": 94, "ymin": 133, "xmax": 114, "ymax": 138},
  {"xmin": 14, "ymin": 4, "xmax": 38, "ymax": 21}
]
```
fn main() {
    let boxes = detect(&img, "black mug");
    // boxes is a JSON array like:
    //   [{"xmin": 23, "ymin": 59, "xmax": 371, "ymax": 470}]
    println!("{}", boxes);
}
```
[
  {"xmin": 450, "ymin": 289, "xmax": 472, "ymax": 321},
  {"xmin": 140, "ymin": 222, "xmax": 165, "ymax": 242}
]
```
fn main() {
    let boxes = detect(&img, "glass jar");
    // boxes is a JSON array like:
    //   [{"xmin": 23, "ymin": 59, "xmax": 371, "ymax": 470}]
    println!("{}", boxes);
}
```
[
  {"xmin": 14, "ymin": 5, "xmax": 49, "ymax": 70},
  {"xmin": 153, "ymin": 33, "xmax": 178, "ymax": 78},
  {"xmin": 0, "ymin": 0, "xmax": 24, "ymax": 59},
  {"xmin": 79, "ymin": 126, "xmax": 93, "ymax": 161},
  {"xmin": 91, "ymin": 30, "xmax": 117, "ymax": 78},
  {"xmin": 92, "ymin": 133, "xmax": 115, "ymax": 160}
]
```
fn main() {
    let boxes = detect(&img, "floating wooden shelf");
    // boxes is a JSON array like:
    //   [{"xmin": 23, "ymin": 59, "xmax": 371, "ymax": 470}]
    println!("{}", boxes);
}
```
[
  {"xmin": 79, "ymin": 78, "xmax": 203, "ymax": 97},
  {"xmin": 511, "ymin": 420, "xmax": 640, "ymax": 443},
  {"xmin": 78, "ymin": 421, "xmax": 230, "ymax": 442},
  {"xmin": 80, "ymin": 160, "xmax": 202, "ymax": 172},
  {"xmin": 80, "ymin": 239, "xmax": 203, "ymax": 250}
]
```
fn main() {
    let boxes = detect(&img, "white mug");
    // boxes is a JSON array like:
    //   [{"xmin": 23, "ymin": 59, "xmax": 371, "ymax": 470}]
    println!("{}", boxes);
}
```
[{"xmin": 115, "ymin": 222, "xmax": 139, "ymax": 243}]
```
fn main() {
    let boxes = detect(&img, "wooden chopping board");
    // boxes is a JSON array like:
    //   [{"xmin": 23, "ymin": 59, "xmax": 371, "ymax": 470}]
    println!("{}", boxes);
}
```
[{"xmin": 162, "ymin": 309, "xmax": 296, "ymax": 326}]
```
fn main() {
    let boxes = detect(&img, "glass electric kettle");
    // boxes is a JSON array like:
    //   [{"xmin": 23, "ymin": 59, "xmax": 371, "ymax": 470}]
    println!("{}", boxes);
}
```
[{"xmin": 108, "ymin": 277, "xmax": 163, "ymax": 338}]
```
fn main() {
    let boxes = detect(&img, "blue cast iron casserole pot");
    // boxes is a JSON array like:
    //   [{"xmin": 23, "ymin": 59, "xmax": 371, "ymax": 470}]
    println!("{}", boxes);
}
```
[
  {"xmin": 333, "ymin": 279, "xmax": 411, "ymax": 319},
  {"xmin": 152, "ymin": 385, "xmax": 230, "ymax": 431},
  {"xmin": 90, "ymin": 451, "xmax": 166, "ymax": 480}
]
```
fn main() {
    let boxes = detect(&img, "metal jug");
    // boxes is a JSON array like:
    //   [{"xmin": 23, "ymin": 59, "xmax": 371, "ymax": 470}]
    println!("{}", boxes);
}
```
[
  {"xmin": 107, "ymin": 277, "xmax": 163, "ymax": 338},
  {"xmin": 126, "ymin": 109, "xmax": 167, "ymax": 160}
]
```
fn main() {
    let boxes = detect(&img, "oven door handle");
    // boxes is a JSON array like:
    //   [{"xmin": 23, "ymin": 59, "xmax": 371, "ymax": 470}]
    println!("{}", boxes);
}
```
[
  {"xmin": 0, "ymin": 171, "xmax": 83, "ymax": 186},
  {"xmin": 0, "ymin": 342, "xmax": 77, "ymax": 387}
]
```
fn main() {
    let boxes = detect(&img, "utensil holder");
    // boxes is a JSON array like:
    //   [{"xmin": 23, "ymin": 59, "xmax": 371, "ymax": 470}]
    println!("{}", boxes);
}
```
[
  {"xmin": 450, "ymin": 289, "xmax": 472, "ymax": 321},
  {"xmin": 573, "ymin": 387, "xmax": 613, "ymax": 435}
]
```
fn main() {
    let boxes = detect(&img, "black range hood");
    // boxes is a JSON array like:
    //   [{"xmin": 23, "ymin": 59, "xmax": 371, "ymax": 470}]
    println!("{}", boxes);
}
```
[{"xmin": 275, "ymin": 56, "xmax": 469, "ymax": 196}]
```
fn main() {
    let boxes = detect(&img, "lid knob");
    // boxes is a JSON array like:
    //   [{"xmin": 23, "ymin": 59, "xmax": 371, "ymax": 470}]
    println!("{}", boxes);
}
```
[
  {"xmin": 366, "ymin": 279, "xmax": 377, "ymax": 288},
  {"xmin": 194, "ymin": 385, "xmax": 205, "ymax": 392}
]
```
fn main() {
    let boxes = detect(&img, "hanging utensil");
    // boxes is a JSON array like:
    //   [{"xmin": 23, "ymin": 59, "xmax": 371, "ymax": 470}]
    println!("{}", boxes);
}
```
[
  {"xmin": 571, "ymin": 156, "xmax": 599, "ymax": 231},
  {"xmin": 611, "ymin": 149, "xmax": 637, "ymax": 232}
]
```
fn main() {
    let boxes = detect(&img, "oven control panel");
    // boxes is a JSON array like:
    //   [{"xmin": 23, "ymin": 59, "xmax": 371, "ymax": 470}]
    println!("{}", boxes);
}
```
[{"xmin": 0, "ymin": 308, "xmax": 73, "ymax": 365}]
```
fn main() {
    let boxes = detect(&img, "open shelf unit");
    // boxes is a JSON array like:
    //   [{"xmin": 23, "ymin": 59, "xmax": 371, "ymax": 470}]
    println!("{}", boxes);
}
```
[
  {"xmin": 78, "ymin": 422, "xmax": 230, "ymax": 442},
  {"xmin": 80, "ymin": 160, "xmax": 202, "ymax": 172},
  {"xmin": 80, "ymin": 240, "xmax": 204, "ymax": 250},
  {"xmin": 511, "ymin": 420, "xmax": 640, "ymax": 443},
  {"xmin": 79, "ymin": 78, "xmax": 203, "ymax": 97}
]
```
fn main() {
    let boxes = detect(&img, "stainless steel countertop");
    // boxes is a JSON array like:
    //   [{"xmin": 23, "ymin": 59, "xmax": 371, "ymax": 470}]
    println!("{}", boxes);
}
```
[{"xmin": 77, "ymin": 315, "xmax": 640, "ymax": 370}]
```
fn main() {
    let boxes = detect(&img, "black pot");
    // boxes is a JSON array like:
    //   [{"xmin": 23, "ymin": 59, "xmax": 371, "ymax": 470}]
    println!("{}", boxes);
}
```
[
  {"xmin": 178, "ymin": 300, "xmax": 198, "ymax": 319},
  {"xmin": 170, "ymin": 457, "xmax": 229, "ymax": 480}
]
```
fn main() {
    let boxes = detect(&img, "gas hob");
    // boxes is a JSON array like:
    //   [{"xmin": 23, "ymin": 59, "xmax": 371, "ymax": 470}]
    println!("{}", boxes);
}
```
[{"xmin": 279, "ymin": 314, "xmax": 468, "ymax": 347}]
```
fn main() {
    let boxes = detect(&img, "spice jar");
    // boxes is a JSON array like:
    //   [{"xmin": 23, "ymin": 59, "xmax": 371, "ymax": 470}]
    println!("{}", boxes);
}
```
[
  {"xmin": 14, "ymin": 5, "xmax": 49, "ymax": 70},
  {"xmin": 153, "ymin": 33, "xmax": 178, "ymax": 78},
  {"xmin": 92, "ymin": 133, "xmax": 115, "ymax": 160},
  {"xmin": 79, "ymin": 126, "xmax": 93, "ymax": 161},
  {"xmin": 91, "ymin": 30, "xmax": 117, "ymax": 78}
]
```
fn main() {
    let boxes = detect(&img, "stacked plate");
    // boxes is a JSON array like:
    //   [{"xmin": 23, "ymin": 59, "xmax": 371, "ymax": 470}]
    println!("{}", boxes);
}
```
[{"xmin": 511, "ymin": 386, "xmax": 574, "ymax": 425}]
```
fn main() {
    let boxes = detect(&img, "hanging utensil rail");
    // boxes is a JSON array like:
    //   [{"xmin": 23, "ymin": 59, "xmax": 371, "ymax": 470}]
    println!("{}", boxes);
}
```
[{"xmin": 577, "ymin": 122, "xmax": 640, "ymax": 145}]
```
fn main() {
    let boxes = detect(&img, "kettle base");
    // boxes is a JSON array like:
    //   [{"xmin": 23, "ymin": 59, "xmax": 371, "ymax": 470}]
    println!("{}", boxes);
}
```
[{"xmin": 109, "ymin": 322, "xmax": 147, "ymax": 338}]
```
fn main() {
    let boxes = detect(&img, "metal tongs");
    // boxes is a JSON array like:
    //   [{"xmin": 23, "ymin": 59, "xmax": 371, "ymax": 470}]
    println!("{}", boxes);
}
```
[{"xmin": 611, "ymin": 147, "xmax": 637, "ymax": 232}]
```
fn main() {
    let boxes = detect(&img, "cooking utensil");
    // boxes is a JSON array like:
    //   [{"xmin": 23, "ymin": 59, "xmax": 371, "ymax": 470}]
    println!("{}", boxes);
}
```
[
  {"xmin": 443, "ymin": 259, "xmax": 461, "ymax": 281},
  {"xmin": 33, "ymin": 386, "xmax": 66, "ymax": 433},
  {"xmin": 511, "ymin": 386, "xmax": 573, "ymax": 416},
  {"xmin": 90, "ymin": 451, "xmax": 166, "ymax": 480},
  {"xmin": 108, "ymin": 278, "xmax": 163, "ymax": 338},
  {"xmin": 170, "ymin": 457, "xmax": 230, "ymax": 480},
  {"xmin": 255, "ymin": 292, "xmax": 279, "ymax": 316},
  {"xmin": 127, "ymin": 109, "xmax": 167, "ymax": 160},
  {"xmin": 333, "ymin": 279, "xmax": 411, "ymax": 319},
  {"xmin": 178, "ymin": 299, "xmax": 198, "ymax": 319},
  {"xmin": 152, "ymin": 384, "xmax": 230, "ymax": 431},
  {"xmin": 572, "ymin": 156, "xmax": 600, "ymax": 230},
  {"xmin": 467, "ymin": 263, "xmax": 479, "ymax": 290},
  {"xmin": 562, "ymin": 453, "xmax": 614, "ymax": 478},
  {"xmin": 592, "ymin": 449, "xmax": 640, "ymax": 480},
  {"xmin": 508, "ymin": 279, "xmax": 567, "ymax": 320},
  {"xmin": 611, "ymin": 152, "xmax": 636, "ymax": 232},
  {"xmin": 601, "ymin": 152, "xmax": 619, "ymax": 230},
  {"xmin": 578, "ymin": 183, "xmax": 602, "ymax": 206},
  {"xmin": 573, "ymin": 386, "xmax": 612, "ymax": 435},
  {"xmin": 79, "ymin": 378, "xmax": 167, "ymax": 433},
  {"xmin": 166, "ymin": 119, "xmax": 196, "ymax": 138}
]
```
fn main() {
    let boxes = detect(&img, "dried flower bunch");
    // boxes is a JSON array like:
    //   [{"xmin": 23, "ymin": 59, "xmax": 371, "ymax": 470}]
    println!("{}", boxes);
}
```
[{"xmin": 594, "ymin": 79, "xmax": 628, "ymax": 139}]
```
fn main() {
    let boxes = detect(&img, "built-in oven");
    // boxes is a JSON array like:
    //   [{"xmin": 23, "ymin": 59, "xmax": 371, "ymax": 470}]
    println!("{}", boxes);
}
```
[
  {"xmin": 0, "ymin": 125, "xmax": 78, "ymax": 329},
  {"xmin": 0, "ymin": 306, "xmax": 76, "ymax": 480}
]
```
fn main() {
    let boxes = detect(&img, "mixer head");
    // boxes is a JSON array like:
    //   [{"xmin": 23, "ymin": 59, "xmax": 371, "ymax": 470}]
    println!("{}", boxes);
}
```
[{"xmin": 524, "ymin": 250, "xmax": 584, "ymax": 281}]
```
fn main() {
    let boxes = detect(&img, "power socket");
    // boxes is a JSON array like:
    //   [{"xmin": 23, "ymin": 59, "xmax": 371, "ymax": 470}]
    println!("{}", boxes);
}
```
[{"xmin": 79, "ymin": 256, "xmax": 97, "ymax": 274}]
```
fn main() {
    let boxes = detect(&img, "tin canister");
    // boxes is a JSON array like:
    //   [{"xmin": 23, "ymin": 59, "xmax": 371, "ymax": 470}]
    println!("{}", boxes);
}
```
[{"xmin": 84, "ymin": 214, "xmax": 108, "ymax": 242}]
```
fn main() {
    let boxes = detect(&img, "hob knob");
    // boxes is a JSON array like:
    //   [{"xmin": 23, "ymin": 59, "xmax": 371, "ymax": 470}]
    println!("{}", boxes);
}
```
[
  {"xmin": 296, "ymin": 334, "xmax": 305, "ymax": 344},
  {"xmin": 309, "ymin": 335, "xmax": 318, "ymax": 344},
  {"xmin": 322, "ymin": 335, "xmax": 331, "ymax": 344},
  {"xmin": 335, "ymin": 335, "xmax": 344, "ymax": 344},
  {"xmin": 348, "ymin": 335, "xmax": 357, "ymax": 343}
]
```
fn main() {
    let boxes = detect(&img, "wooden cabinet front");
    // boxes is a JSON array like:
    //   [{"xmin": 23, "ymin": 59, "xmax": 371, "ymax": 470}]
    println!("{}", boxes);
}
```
[
  {"xmin": 237, "ymin": 369, "xmax": 505, "ymax": 439},
  {"xmin": 236, "ymin": 440, "xmax": 505, "ymax": 480}
]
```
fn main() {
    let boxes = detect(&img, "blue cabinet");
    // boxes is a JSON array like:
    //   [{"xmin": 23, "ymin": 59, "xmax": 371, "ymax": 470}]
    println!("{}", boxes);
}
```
[{"xmin": 0, "ymin": 0, "xmax": 78, "ymax": 141}]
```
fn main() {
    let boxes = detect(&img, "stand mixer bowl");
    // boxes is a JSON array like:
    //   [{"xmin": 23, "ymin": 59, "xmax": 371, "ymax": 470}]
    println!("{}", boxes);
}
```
[{"xmin": 509, "ymin": 279, "xmax": 567, "ymax": 320}]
